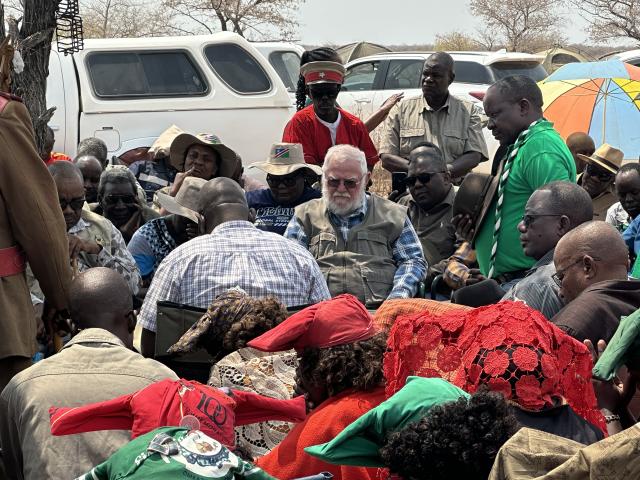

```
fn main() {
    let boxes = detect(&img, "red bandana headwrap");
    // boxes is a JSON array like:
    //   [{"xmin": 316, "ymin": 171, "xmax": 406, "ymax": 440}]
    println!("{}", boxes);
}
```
[
  {"xmin": 384, "ymin": 301, "xmax": 605, "ymax": 432},
  {"xmin": 248, "ymin": 294, "xmax": 376, "ymax": 352}
]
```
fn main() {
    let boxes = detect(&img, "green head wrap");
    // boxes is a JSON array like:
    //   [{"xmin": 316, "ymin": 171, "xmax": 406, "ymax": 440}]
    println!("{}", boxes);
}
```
[
  {"xmin": 593, "ymin": 308, "xmax": 640, "ymax": 381},
  {"xmin": 304, "ymin": 376, "xmax": 469, "ymax": 467}
]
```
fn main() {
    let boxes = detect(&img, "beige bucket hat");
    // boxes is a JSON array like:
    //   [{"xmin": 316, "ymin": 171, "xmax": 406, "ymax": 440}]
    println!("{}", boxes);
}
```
[
  {"xmin": 249, "ymin": 143, "xmax": 322, "ymax": 177},
  {"xmin": 156, "ymin": 176, "xmax": 206, "ymax": 224},
  {"xmin": 578, "ymin": 143, "xmax": 624, "ymax": 174},
  {"xmin": 169, "ymin": 133, "xmax": 240, "ymax": 178},
  {"xmin": 149, "ymin": 125, "xmax": 184, "ymax": 159}
]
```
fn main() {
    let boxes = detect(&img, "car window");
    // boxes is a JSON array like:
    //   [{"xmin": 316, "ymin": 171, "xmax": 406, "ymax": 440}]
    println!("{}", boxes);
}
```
[
  {"xmin": 342, "ymin": 61, "xmax": 380, "ymax": 91},
  {"xmin": 86, "ymin": 51, "xmax": 207, "ymax": 98},
  {"xmin": 205, "ymin": 43, "xmax": 271, "ymax": 94},
  {"xmin": 384, "ymin": 60, "xmax": 422, "ymax": 89},
  {"xmin": 268, "ymin": 51, "xmax": 301, "ymax": 92},
  {"xmin": 490, "ymin": 62, "xmax": 548, "ymax": 82},
  {"xmin": 453, "ymin": 61, "xmax": 493, "ymax": 84}
]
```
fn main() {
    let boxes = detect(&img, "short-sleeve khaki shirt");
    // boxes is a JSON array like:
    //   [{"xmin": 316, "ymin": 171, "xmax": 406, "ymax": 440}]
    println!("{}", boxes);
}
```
[{"xmin": 379, "ymin": 93, "xmax": 488, "ymax": 164}]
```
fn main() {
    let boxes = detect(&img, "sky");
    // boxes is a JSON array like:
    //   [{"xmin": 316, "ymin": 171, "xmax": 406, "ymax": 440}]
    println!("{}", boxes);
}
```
[{"xmin": 296, "ymin": 0, "xmax": 590, "ymax": 47}]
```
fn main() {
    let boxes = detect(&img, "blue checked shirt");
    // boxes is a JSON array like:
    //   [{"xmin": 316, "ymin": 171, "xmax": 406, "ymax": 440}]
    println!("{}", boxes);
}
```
[
  {"xmin": 138, "ymin": 221, "xmax": 331, "ymax": 333},
  {"xmin": 284, "ymin": 195, "xmax": 427, "ymax": 299}
]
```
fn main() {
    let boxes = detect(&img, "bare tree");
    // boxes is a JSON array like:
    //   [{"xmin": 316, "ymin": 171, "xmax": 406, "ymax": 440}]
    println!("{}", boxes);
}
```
[
  {"xmin": 81, "ymin": 0, "xmax": 176, "ymax": 38},
  {"xmin": 0, "ymin": 0, "xmax": 60, "ymax": 151},
  {"xmin": 469, "ymin": 0, "xmax": 564, "ymax": 52},
  {"xmin": 434, "ymin": 31, "xmax": 479, "ymax": 51},
  {"xmin": 570, "ymin": 0, "xmax": 640, "ymax": 43},
  {"xmin": 163, "ymin": 0, "xmax": 304, "ymax": 40}
]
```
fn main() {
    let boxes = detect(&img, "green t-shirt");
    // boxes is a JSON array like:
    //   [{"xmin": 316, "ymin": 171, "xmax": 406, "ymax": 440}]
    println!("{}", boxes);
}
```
[
  {"xmin": 475, "ymin": 120, "xmax": 576, "ymax": 277},
  {"xmin": 76, "ymin": 427, "xmax": 277, "ymax": 480}
]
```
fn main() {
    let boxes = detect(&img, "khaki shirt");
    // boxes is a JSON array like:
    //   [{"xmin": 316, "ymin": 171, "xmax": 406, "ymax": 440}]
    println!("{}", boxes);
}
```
[
  {"xmin": 0, "ymin": 328, "xmax": 178, "ymax": 480},
  {"xmin": 379, "ymin": 94, "xmax": 488, "ymax": 164}
]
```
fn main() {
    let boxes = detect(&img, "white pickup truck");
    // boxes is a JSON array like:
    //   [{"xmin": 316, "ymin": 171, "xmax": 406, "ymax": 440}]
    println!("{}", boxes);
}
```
[{"xmin": 46, "ymin": 32, "xmax": 299, "ymax": 166}]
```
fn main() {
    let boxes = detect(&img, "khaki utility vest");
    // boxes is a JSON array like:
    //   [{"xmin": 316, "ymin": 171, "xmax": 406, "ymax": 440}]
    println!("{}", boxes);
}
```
[{"xmin": 295, "ymin": 195, "xmax": 407, "ymax": 306}]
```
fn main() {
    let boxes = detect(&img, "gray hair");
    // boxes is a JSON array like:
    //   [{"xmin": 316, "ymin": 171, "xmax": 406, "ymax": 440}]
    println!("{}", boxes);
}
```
[
  {"xmin": 77, "ymin": 137, "xmax": 108, "ymax": 164},
  {"xmin": 98, "ymin": 167, "xmax": 138, "ymax": 199},
  {"xmin": 323, "ymin": 144, "xmax": 367, "ymax": 176}
]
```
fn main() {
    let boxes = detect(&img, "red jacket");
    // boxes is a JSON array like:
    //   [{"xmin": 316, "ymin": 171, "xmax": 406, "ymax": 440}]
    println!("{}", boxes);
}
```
[
  {"xmin": 50, "ymin": 379, "xmax": 306, "ymax": 449},
  {"xmin": 282, "ymin": 105, "xmax": 379, "ymax": 168}
]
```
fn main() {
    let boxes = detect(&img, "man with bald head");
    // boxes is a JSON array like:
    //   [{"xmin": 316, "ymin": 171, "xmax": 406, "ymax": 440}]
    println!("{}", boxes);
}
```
[
  {"xmin": 73, "ymin": 154, "xmax": 103, "ymax": 203},
  {"xmin": 0, "ymin": 268, "xmax": 177, "ymax": 480},
  {"xmin": 47, "ymin": 161, "xmax": 140, "ymax": 295},
  {"xmin": 138, "ymin": 177, "xmax": 330, "ymax": 356},
  {"xmin": 380, "ymin": 51, "xmax": 488, "ymax": 178},
  {"xmin": 550, "ymin": 221, "xmax": 640, "ymax": 345},
  {"xmin": 566, "ymin": 132, "xmax": 595, "ymax": 175}
]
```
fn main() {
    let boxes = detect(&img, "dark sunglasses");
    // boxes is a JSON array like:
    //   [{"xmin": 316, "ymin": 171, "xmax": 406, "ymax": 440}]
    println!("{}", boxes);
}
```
[
  {"xmin": 103, "ymin": 194, "xmax": 137, "ymax": 206},
  {"xmin": 326, "ymin": 176, "xmax": 363, "ymax": 189},
  {"xmin": 585, "ymin": 163, "xmax": 614, "ymax": 181},
  {"xmin": 406, "ymin": 172, "xmax": 446, "ymax": 187},
  {"xmin": 59, "ymin": 197, "xmax": 86, "ymax": 211},
  {"xmin": 308, "ymin": 84, "xmax": 340, "ymax": 98},
  {"xmin": 267, "ymin": 173, "xmax": 301, "ymax": 188},
  {"xmin": 521, "ymin": 214, "xmax": 561, "ymax": 228}
]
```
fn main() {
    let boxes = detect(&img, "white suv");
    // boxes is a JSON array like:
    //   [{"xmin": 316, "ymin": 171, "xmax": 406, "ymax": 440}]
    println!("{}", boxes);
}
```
[
  {"xmin": 600, "ymin": 49, "xmax": 640, "ymax": 67},
  {"xmin": 338, "ymin": 51, "xmax": 548, "ymax": 120}
]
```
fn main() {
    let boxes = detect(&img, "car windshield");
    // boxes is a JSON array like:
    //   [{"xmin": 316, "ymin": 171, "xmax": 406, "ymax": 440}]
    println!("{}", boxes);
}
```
[{"xmin": 490, "ymin": 62, "xmax": 548, "ymax": 82}]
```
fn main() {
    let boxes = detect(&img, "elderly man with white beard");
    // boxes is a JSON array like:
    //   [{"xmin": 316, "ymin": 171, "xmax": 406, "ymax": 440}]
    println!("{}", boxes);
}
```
[{"xmin": 284, "ymin": 144, "xmax": 427, "ymax": 306}]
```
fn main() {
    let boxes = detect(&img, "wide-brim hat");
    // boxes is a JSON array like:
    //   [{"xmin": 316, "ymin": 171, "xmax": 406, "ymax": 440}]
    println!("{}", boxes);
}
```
[
  {"xmin": 452, "ymin": 172, "xmax": 495, "ymax": 242},
  {"xmin": 156, "ymin": 176, "xmax": 206, "ymax": 224},
  {"xmin": 249, "ymin": 143, "xmax": 322, "ymax": 177},
  {"xmin": 578, "ymin": 143, "xmax": 624, "ymax": 175},
  {"xmin": 170, "ymin": 133, "xmax": 240, "ymax": 178},
  {"xmin": 300, "ymin": 61, "xmax": 346, "ymax": 85},
  {"xmin": 149, "ymin": 124, "xmax": 184, "ymax": 159}
]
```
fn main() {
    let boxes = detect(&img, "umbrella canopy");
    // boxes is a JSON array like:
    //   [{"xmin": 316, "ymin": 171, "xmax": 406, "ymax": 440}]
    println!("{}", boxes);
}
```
[{"xmin": 539, "ymin": 60, "xmax": 640, "ymax": 160}]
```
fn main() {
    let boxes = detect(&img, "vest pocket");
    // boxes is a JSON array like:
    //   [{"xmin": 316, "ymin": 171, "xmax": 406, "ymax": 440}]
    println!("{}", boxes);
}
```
[
  {"xmin": 361, "ymin": 265, "xmax": 395, "ymax": 305},
  {"xmin": 309, "ymin": 232, "xmax": 337, "ymax": 258}
]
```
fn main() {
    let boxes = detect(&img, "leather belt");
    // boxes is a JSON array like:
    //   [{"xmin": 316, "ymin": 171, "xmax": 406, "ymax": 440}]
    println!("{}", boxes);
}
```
[{"xmin": 0, "ymin": 245, "xmax": 26, "ymax": 277}]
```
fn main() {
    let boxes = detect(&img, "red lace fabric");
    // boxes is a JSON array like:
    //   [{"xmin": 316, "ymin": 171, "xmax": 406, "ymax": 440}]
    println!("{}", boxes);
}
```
[
  {"xmin": 373, "ymin": 299, "xmax": 471, "ymax": 333},
  {"xmin": 384, "ymin": 301, "xmax": 606, "ymax": 432}
]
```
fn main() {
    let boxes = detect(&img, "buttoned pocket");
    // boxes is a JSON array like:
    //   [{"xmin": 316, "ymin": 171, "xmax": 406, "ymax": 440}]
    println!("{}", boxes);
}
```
[
  {"xmin": 400, "ymin": 128, "xmax": 426, "ymax": 154},
  {"xmin": 443, "ymin": 128, "xmax": 466, "ymax": 158},
  {"xmin": 309, "ymin": 232, "xmax": 337, "ymax": 258},
  {"xmin": 355, "ymin": 230, "xmax": 392, "ymax": 257}
]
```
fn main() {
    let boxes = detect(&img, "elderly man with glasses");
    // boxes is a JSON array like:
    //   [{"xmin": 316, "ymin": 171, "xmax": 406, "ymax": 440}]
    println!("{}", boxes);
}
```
[
  {"xmin": 284, "ymin": 144, "xmax": 427, "ymax": 307},
  {"xmin": 550, "ymin": 221, "xmax": 640, "ymax": 346},
  {"xmin": 48, "ymin": 161, "xmax": 141, "ymax": 295}
]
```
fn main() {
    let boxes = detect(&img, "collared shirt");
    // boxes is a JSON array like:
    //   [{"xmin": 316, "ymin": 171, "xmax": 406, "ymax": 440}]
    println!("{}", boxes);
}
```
[
  {"xmin": 127, "ymin": 216, "xmax": 178, "ymax": 279},
  {"xmin": 475, "ymin": 120, "xmax": 576, "ymax": 277},
  {"xmin": 398, "ymin": 186, "xmax": 456, "ymax": 265},
  {"xmin": 443, "ymin": 241, "xmax": 477, "ymax": 290},
  {"xmin": 606, "ymin": 202, "xmax": 632, "ymax": 232},
  {"xmin": 501, "ymin": 249, "xmax": 565, "ymax": 320},
  {"xmin": 284, "ymin": 196, "xmax": 427, "ymax": 299},
  {"xmin": 138, "ymin": 221, "xmax": 331, "ymax": 333},
  {"xmin": 69, "ymin": 216, "xmax": 141, "ymax": 294},
  {"xmin": 623, "ymin": 214, "xmax": 640, "ymax": 255},
  {"xmin": 379, "ymin": 93, "xmax": 488, "ymax": 164},
  {"xmin": 0, "ymin": 328, "xmax": 177, "ymax": 480}
]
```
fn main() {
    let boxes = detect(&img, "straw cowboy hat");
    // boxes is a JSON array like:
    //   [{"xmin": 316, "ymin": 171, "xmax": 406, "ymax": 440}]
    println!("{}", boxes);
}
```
[
  {"xmin": 169, "ymin": 133, "xmax": 240, "ymax": 178},
  {"xmin": 156, "ymin": 176, "xmax": 206, "ymax": 224},
  {"xmin": 578, "ymin": 143, "xmax": 624, "ymax": 174},
  {"xmin": 249, "ymin": 143, "xmax": 322, "ymax": 177}
]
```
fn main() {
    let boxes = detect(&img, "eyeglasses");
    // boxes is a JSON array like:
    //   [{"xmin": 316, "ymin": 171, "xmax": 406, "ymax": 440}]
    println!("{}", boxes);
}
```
[
  {"xmin": 585, "ymin": 163, "xmax": 614, "ymax": 181},
  {"xmin": 308, "ymin": 84, "xmax": 340, "ymax": 98},
  {"xmin": 59, "ymin": 197, "xmax": 85, "ymax": 211},
  {"xmin": 521, "ymin": 214, "xmax": 561, "ymax": 228},
  {"xmin": 406, "ymin": 172, "xmax": 446, "ymax": 187},
  {"xmin": 551, "ymin": 256, "xmax": 600, "ymax": 287},
  {"xmin": 102, "ymin": 194, "xmax": 138, "ymax": 206},
  {"xmin": 326, "ymin": 176, "xmax": 364, "ymax": 190},
  {"xmin": 267, "ymin": 173, "xmax": 301, "ymax": 188}
]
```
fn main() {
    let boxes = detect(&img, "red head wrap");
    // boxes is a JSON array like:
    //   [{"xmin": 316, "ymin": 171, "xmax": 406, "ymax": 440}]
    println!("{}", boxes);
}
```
[
  {"xmin": 384, "ymin": 301, "xmax": 605, "ymax": 431},
  {"xmin": 247, "ymin": 294, "xmax": 376, "ymax": 352}
]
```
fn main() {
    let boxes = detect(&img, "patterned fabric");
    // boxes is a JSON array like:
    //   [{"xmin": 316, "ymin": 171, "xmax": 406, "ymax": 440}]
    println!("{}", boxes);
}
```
[
  {"xmin": 384, "ymin": 301, "xmax": 606, "ymax": 432},
  {"xmin": 373, "ymin": 298, "xmax": 470, "ymax": 332},
  {"xmin": 69, "ymin": 217, "xmax": 141, "ymax": 294},
  {"xmin": 606, "ymin": 201, "xmax": 632, "ymax": 232},
  {"xmin": 489, "ymin": 118, "xmax": 544, "ymax": 278},
  {"xmin": 208, "ymin": 348, "xmax": 298, "ymax": 458},
  {"xmin": 138, "ymin": 221, "xmax": 331, "ymax": 333},
  {"xmin": 284, "ymin": 196, "xmax": 426, "ymax": 299},
  {"xmin": 127, "ymin": 216, "xmax": 178, "ymax": 279},
  {"xmin": 443, "ymin": 241, "xmax": 477, "ymax": 290}
]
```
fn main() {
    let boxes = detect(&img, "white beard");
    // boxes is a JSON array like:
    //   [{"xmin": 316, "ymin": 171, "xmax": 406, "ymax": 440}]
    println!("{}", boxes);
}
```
[{"xmin": 323, "ymin": 182, "xmax": 367, "ymax": 216}]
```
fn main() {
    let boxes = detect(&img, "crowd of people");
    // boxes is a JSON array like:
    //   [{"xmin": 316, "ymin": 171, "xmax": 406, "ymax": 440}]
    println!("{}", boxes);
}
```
[{"xmin": 1, "ymin": 47, "xmax": 640, "ymax": 480}]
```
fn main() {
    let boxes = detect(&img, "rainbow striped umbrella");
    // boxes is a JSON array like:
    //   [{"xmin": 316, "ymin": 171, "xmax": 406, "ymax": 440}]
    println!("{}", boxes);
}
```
[{"xmin": 539, "ymin": 60, "xmax": 640, "ymax": 159}]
